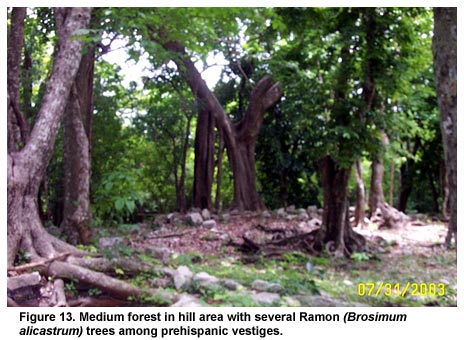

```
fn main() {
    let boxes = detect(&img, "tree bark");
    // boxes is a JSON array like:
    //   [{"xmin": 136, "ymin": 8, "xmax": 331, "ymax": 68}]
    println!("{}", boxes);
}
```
[
  {"xmin": 7, "ymin": 8, "xmax": 27, "ymax": 152},
  {"xmin": 59, "ymin": 15, "xmax": 95, "ymax": 244},
  {"xmin": 8, "ymin": 7, "xmax": 92, "ymax": 265},
  {"xmin": 317, "ymin": 156, "xmax": 365, "ymax": 255},
  {"xmin": 192, "ymin": 108, "xmax": 215, "ymax": 209},
  {"xmin": 433, "ymin": 7, "xmax": 457, "ymax": 246},
  {"xmin": 159, "ymin": 39, "xmax": 282, "ymax": 211},
  {"xmin": 354, "ymin": 158, "xmax": 366, "ymax": 228},
  {"xmin": 368, "ymin": 143, "xmax": 386, "ymax": 217},
  {"xmin": 215, "ymin": 127, "xmax": 225, "ymax": 211}
]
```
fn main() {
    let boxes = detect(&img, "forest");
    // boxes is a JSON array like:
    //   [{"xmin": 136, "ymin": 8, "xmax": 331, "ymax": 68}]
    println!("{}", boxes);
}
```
[{"xmin": 7, "ymin": 7, "xmax": 456, "ymax": 307}]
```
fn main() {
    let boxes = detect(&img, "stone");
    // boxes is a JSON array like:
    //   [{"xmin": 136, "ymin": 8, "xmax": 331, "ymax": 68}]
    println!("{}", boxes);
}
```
[
  {"xmin": 187, "ymin": 212, "xmax": 203, "ymax": 225},
  {"xmin": 286, "ymin": 205, "xmax": 296, "ymax": 214},
  {"xmin": 308, "ymin": 218, "xmax": 322, "ymax": 228},
  {"xmin": 221, "ymin": 279, "xmax": 241, "ymax": 291},
  {"xmin": 283, "ymin": 296, "xmax": 301, "ymax": 307},
  {"xmin": 221, "ymin": 213, "xmax": 231, "ymax": 222},
  {"xmin": 167, "ymin": 212, "xmax": 178, "ymax": 223},
  {"xmin": 276, "ymin": 208, "xmax": 286, "ymax": 217},
  {"xmin": 173, "ymin": 266, "xmax": 193, "ymax": 290},
  {"xmin": 285, "ymin": 214, "xmax": 297, "ymax": 221},
  {"xmin": 7, "ymin": 272, "xmax": 42, "ymax": 302},
  {"xmin": 98, "ymin": 237, "xmax": 124, "ymax": 251},
  {"xmin": 143, "ymin": 246, "xmax": 171, "ymax": 265},
  {"xmin": 172, "ymin": 294, "xmax": 204, "ymax": 307},
  {"xmin": 262, "ymin": 210, "xmax": 272, "ymax": 218},
  {"xmin": 202, "ymin": 219, "xmax": 217, "ymax": 229},
  {"xmin": 201, "ymin": 208, "xmax": 211, "ymax": 220},
  {"xmin": 307, "ymin": 205, "xmax": 318, "ymax": 214},
  {"xmin": 251, "ymin": 279, "xmax": 283, "ymax": 293},
  {"xmin": 193, "ymin": 272, "xmax": 220, "ymax": 286},
  {"xmin": 299, "ymin": 212, "xmax": 310, "ymax": 221},
  {"xmin": 251, "ymin": 292, "xmax": 280, "ymax": 305}
]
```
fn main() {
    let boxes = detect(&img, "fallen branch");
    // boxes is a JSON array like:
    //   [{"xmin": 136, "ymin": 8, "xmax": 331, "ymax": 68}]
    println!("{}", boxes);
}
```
[{"xmin": 7, "ymin": 252, "xmax": 71, "ymax": 273}]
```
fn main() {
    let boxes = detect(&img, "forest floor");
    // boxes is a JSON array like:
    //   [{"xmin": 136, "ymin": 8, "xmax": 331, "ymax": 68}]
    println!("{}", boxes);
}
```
[{"xmin": 88, "ymin": 211, "xmax": 457, "ymax": 307}]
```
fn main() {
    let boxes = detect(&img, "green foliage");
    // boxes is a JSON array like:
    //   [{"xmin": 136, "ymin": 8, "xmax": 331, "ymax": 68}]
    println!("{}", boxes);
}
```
[{"xmin": 350, "ymin": 252, "xmax": 371, "ymax": 262}]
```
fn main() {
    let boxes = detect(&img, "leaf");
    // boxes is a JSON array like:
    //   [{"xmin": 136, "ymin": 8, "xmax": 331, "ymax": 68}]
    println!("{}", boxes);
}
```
[
  {"xmin": 114, "ymin": 268, "xmax": 125, "ymax": 275},
  {"xmin": 114, "ymin": 198, "xmax": 125, "ymax": 211},
  {"xmin": 125, "ymin": 200, "xmax": 136, "ymax": 213}
]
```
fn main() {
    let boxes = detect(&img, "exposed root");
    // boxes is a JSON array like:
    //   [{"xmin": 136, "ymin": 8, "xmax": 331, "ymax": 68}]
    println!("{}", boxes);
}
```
[
  {"xmin": 10, "ymin": 222, "xmax": 177, "ymax": 306},
  {"xmin": 237, "ymin": 223, "xmax": 369, "ymax": 261},
  {"xmin": 50, "ymin": 279, "xmax": 67, "ymax": 307}
]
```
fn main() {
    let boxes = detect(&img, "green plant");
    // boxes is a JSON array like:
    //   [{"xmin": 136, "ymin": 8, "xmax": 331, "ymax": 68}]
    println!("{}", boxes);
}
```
[
  {"xmin": 88, "ymin": 288, "xmax": 103, "ymax": 296},
  {"xmin": 64, "ymin": 280, "xmax": 79, "ymax": 296},
  {"xmin": 350, "ymin": 252, "xmax": 371, "ymax": 262}
]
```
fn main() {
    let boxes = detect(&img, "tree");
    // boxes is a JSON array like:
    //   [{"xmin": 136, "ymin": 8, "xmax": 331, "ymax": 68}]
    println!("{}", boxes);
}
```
[
  {"xmin": 432, "ymin": 7, "xmax": 457, "ymax": 246},
  {"xmin": 59, "ymin": 8, "xmax": 95, "ymax": 244},
  {"xmin": 158, "ymin": 40, "xmax": 282, "ymax": 211},
  {"xmin": 8, "ymin": 8, "xmax": 160, "ymax": 304}
]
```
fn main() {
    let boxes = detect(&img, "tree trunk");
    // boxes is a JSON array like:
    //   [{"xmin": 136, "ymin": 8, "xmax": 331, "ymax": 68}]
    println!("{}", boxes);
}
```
[
  {"xmin": 397, "ymin": 162, "xmax": 413, "ymax": 212},
  {"xmin": 60, "ymin": 32, "xmax": 94, "ymax": 244},
  {"xmin": 354, "ymin": 158, "xmax": 366, "ymax": 228},
  {"xmin": 8, "ymin": 7, "xmax": 92, "ymax": 265},
  {"xmin": 368, "ymin": 158, "xmax": 385, "ymax": 217},
  {"xmin": 316, "ymin": 156, "xmax": 365, "ymax": 255},
  {"xmin": 440, "ymin": 158, "xmax": 449, "ymax": 220},
  {"xmin": 192, "ymin": 108, "xmax": 215, "ymax": 209},
  {"xmin": 215, "ymin": 127, "xmax": 225, "ymax": 211},
  {"xmin": 433, "ymin": 7, "xmax": 457, "ymax": 246},
  {"xmin": 389, "ymin": 162, "xmax": 395, "ymax": 206},
  {"xmin": 61, "ymin": 85, "xmax": 92, "ymax": 244},
  {"xmin": 159, "ymin": 39, "xmax": 282, "ymax": 211},
  {"xmin": 7, "ymin": 8, "xmax": 27, "ymax": 152},
  {"xmin": 177, "ymin": 114, "xmax": 192, "ymax": 214}
]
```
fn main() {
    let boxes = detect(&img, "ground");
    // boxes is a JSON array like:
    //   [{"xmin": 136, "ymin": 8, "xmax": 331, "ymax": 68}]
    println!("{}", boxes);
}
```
[
  {"xmin": 10, "ymin": 211, "xmax": 457, "ymax": 307},
  {"xmin": 101, "ymin": 211, "xmax": 457, "ymax": 307}
]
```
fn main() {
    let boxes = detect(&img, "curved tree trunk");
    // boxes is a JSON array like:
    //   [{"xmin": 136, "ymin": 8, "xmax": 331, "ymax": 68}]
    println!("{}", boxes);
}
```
[
  {"xmin": 158, "ymin": 39, "xmax": 282, "ymax": 211},
  {"xmin": 8, "ymin": 7, "xmax": 92, "ymax": 265},
  {"xmin": 433, "ymin": 8, "xmax": 457, "ymax": 247}
]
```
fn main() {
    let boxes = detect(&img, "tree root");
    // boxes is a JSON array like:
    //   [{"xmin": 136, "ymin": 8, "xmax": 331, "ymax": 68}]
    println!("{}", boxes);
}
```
[
  {"xmin": 237, "ymin": 225, "xmax": 368, "ymax": 260},
  {"xmin": 10, "ymin": 222, "xmax": 178, "ymax": 306}
]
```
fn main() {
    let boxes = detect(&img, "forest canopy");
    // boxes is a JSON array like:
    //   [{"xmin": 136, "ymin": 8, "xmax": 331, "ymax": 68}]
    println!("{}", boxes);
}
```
[{"xmin": 7, "ymin": 7, "xmax": 456, "ymax": 307}]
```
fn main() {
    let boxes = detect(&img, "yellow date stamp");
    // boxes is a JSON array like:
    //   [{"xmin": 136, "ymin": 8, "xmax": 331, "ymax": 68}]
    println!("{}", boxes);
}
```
[{"xmin": 357, "ymin": 282, "xmax": 446, "ymax": 298}]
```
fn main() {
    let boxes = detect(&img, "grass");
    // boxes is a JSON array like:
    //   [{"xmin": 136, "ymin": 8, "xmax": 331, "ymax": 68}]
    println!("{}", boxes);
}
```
[{"xmin": 166, "ymin": 247, "xmax": 457, "ymax": 307}]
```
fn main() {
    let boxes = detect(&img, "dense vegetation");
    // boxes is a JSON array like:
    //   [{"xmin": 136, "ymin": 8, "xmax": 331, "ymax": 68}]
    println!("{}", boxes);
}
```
[{"xmin": 7, "ymin": 7, "xmax": 456, "ymax": 307}]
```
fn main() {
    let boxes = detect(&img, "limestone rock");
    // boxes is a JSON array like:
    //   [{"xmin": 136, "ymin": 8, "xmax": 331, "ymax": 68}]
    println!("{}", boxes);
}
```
[
  {"xmin": 308, "ymin": 218, "xmax": 322, "ymax": 228},
  {"xmin": 299, "ymin": 212, "xmax": 310, "ymax": 221},
  {"xmin": 172, "ymin": 294, "xmax": 204, "ymax": 307},
  {"xmin": 262, "ymin": 210, "xmax": 272, "ymax": 218},
  {"xmin": 202, "ymin": 219, "xmax": 217, "ymax": 229},
  {"xmin": 251, "ymin": 292, "xmax": 280, "ymax": 305},
  {"xmin": 201, "ymin": 208, "xmax": 211, "ymax": 220},
  {"xmin": 193, "ymin": 272, "xmax": 220, "ymax": 287},
  {"xmin": 286, "ymin": 205, "xmax": 296, "ymax": 214},
  {"xmin": 187, "ymin": 212, "xmax": 203, "ymax": 225},
  {"xmin": 221, "ymin": 279, "xmax": 241, "ymax": 291},
  {"xmin": 173, "ymin": 266, "xmax": 193, "ymax": 290},
  {"xmin": 276, "ymin": 208, "xmax": 286, "ymax": 218},
  {"xmin": 251, "ymin": 279, "xmax": 283, "ymax": 293}
]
